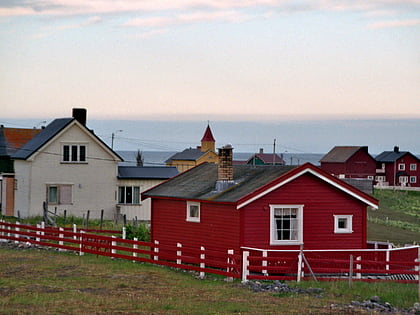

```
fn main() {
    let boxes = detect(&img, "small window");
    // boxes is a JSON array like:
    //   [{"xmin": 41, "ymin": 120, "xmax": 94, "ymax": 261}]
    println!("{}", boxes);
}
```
[
  {"xmin": 367, "ymin": 176, "xmax": 374, "ymax": 180},
  {"xmin": 410, "ymin": 164, "xmax": 417, "ymax": 171},
  {"xmin": 409, "ymin": 176, "xmax": 417, "ymax": 184},
  {"xmin": 334, "ymin": 215, "xmax": 353, "ymax": 234},
  {"xmin": 62, "ymin": 144, "xmax": 87, "ymax": 163},
  {"xmin": 118, "ymin": 186, "xmax": 141, "ymax": 204},
  {"xmin": 399, "ymin": 176, "xmax": 408, "ymax": 184},
  {"xmin": 186, "ymin": 201, "xmax": 200, "ymax": 222},
  {"xmin": 47, "ymin": 185, "xmax": 73, "ymax": 205},
  {"xmin": 270, "ymin": 205, "xmax": 303, "ymax": 245},
  {"xmin": 398, "ymin": 163, "xmax": 405, "ymax": 171}
]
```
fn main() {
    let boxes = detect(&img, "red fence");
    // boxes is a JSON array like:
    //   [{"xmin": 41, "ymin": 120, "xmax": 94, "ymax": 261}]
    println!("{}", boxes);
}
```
[
  {"xmin": 0, "ymin": 221, "xmax": 241, "ymax": 280},
  {"xmin": 242, "ymin": 246, "xmax": 420, "ymax": 283}
]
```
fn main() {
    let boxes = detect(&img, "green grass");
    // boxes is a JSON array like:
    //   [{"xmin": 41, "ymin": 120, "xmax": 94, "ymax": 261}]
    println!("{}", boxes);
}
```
[
  {"xmin": 0, "ymin": 247, "xmax": 418, "ymax": 314},
  {"xmin": 368, "ymin": 189, "xmax": 420, "ymax": 245}
]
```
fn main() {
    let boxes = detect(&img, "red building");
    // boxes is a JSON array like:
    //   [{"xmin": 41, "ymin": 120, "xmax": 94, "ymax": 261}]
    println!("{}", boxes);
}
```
[
  {"xmin": 143, "ymin": 145, "xmax": 378, "ymax": 254},
  {"xmin": 375, "ymin": 146, "xmax": 420, "ymax": 188},
  {"xmin": 320, "ymin": 146, "xmax": 376, "ymax": 180}
]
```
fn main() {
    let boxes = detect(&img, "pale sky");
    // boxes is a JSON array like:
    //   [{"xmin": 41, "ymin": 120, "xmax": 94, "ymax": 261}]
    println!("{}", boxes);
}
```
[{"xmin": 1, "ymin": 0, "xmax": 419, "ymax": 121}]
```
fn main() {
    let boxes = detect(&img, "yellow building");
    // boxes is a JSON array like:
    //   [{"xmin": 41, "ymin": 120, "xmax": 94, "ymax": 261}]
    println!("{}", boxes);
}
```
[{"xmin": 166, "ymin": 124, "xmax": 219, "ymax": 172}]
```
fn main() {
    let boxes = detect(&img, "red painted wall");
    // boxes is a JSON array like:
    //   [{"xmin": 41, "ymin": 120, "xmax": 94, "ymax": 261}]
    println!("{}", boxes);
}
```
[
  {"xmin": 321, "ymin": 149, "xmax": 376, "ymax": 178},
  {"xmin": 151, "ymin": 198, "xmax": 241, "ymax": 251},
  {"xmin": 382, "ymin": 154, "xmax": 420, "ymax": 187},
  {"xmin": 241, "ymin": 173, "xmax": 368, "ymax": 250}
]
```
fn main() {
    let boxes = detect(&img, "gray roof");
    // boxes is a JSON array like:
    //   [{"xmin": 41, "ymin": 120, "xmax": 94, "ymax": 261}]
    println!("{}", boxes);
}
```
[
  {"xmin": 12, "ymin": 118, "xmax": 122, "ymax": 161},
  {"xmin": 375, "ymin": 151, "xmax": 413, "ymax": 163},
  {"xmin": 118, "ymin": 166, "xmax": 179, "ymax": 179},
  {"xmin": 12, "ymin": 118, "xmax": 74, "ymax": 160},
  {"xmin": 320, "ymin": 146, "xmax": 369, "ymax": 163},
  {"xmin": 142, "ymin": 163, "xmax": 295, "ymax": 203},
  {"xmin": 165, "ymin": 148, "xmax": 207, "ymax": 163}
]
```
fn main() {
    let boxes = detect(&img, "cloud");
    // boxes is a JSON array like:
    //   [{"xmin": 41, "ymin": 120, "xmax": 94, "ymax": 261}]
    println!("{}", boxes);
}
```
[
  {"xmin": 58, "ymin": 16, "xmax": 102, "ymax": 30},
  {"xmin": 123, "ymin": 10, "xmax": 252, "ymax": 28},
  {"xmin": 369, "ymin": 18, "xmax": 420, "ymax": 28},
  {"xmin": 1, "ymin": 0, "xmax": 418, "ymax": 17}
]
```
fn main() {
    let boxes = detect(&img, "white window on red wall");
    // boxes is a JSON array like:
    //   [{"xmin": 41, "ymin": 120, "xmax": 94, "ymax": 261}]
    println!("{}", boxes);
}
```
[
  {"xmin": 398, "ymin": 163, "xmax": 405, "ymax": 171},
  {"xmin": 399, "ymin": 176, "xmax": 408, "ymax": 185},
  {"xmin": 410, "ymin": 176, "xmax": 417, "ymax": 184},
  {"xmin": 410, "ymin": 164, "xmax": 417, "ymax": 171},
  {"xmin": 333, "ymin": 215, "xmax": 353, "ymax": 234},
  {"xmin": 186, "ymin": 201, "xmax": 200, "ymax": 222},
  {"xmin": 270, "ymin": 205, "xmax": 303, "ymax": 245}
]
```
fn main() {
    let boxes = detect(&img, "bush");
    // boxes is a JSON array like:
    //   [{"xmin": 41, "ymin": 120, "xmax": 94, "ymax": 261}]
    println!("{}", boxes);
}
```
[{"xmin": 124, "ymin": 223, "xmax": 150, "ymax": 242}]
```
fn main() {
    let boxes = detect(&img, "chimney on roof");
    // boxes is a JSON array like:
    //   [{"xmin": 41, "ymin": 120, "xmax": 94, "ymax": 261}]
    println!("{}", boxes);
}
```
[
  {"xmin": 72, "ymin": 108, "xmax": 87, "ymax": 126},
  {"xmin": 259, "ymin": 148, "xmax": 264, "ymax": 154},
  {"xmin": 215, "ymin": 144, "xmax": 235, "ymax": 191},
  {"xmin": 394, "ymin": 146, "xmax": 399, "ymax": 153}
]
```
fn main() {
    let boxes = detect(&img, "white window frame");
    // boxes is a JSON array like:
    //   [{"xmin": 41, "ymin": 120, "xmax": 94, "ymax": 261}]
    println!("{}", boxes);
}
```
[
  {"xmin": 375, "ymin": 176, "xmax": 386, "ymax": 182},
  {"xmin": 47, "ymin": 184, "xmax": 73, "ymax": 205},
  {"xmin": 270, "ymin": 205, "xmax": 303, "ymax": 245},
  {"xmin": 399, "ymin": 176, "xmax": 408, "ymax": 184},
  {"xmin": 118, "ymin": 186, "xmax": 141, "ymax": 204},
  {"xmin": 410, "ymin": 164, "xmax": 417, "ymax": 171},
  {"xmin": 409, "ymin": 176, "xmax": 416, "ymax": 184},
  {"xmin": 62, "ymin": 143, "xmax": 87, "ymax": 163},
  {"xmin": 186, "ymin": 201, "xmax": 200, "ymax": 222},
  {"xmin": 334, "ymin": 215, "xmax": 353, "ymax": 234},
  {"xmin": 398, "ymin": 163, "xmax": 405, "ymax": 171}
]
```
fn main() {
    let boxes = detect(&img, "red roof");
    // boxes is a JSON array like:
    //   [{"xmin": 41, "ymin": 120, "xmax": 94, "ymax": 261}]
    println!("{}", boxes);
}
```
[
  {"xmin": 201, "ymin": 125, "xmax": 215, "ymax": 142},
  {"xmin": 250, "ymin": 153, "xmax": 284, "ymax": 164},
  {"xmin": 2, "ymin": 128, "xmax": 41, "ymax": 154}
]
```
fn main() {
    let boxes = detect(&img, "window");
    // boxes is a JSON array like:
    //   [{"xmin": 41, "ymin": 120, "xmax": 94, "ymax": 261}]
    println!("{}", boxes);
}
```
[
  {"xmin": 62, "ymin": 144, "xmax": 87, "ymax": 163},
  {"xmin": 367, "ymin": 176, "xmax": 374, "ymax": 180},
  {"xmin": 270, "ymin": 205, "xmax": 303, "ymax": 245},
  {"xmin": 410, "ymin": 164, "xmax": 417, "ymax": 171},
  {"xmin": 399, "ymin": 176, "xmax": 408, "ymax": 184},
  {"xmin": 118, "ymin": 186, "xmax": 140, "ymax": 204},
  {"xmin": 409, "ymin": 176, "xmax": 417, "ymax": 184},
  {"xmin": 186, "ymin": 201, "xmax": 200, "ymax": 222},
  {"xmin": 375, "ymin": 176, "xmax": 386, "ymax": 182},
  {"xmin": 47, "ymin": 185, "xmax": 72, "ymax": 205},
  {"xmin": 334, "ymin": 215, "xmax": 353, "ymax": 233},
  {"xmin": 398, "ymin": 163, "xmax": 405, "ymax": 171}
]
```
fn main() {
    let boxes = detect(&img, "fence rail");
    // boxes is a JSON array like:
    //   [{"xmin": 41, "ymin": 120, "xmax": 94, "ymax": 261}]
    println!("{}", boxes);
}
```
[{"xmin": 0, "ymin": 220, "xmax": 241, "ymax": 280}]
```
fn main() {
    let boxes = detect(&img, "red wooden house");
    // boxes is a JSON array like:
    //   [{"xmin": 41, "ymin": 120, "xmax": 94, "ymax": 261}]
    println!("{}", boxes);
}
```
[
  {"xmin": 320, "ymin": 146, "xmax": 376, "ymax": 180},
  {"xmin": 143, "ymin": 145, "xmax": 378, "ymax": 254},
  {"xmin": 375, "ymin": 146, "xmax": 420, "ymax": 187}
]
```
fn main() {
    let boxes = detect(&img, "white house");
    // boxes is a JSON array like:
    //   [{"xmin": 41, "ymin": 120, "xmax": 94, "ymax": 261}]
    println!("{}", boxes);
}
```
[
  {"xmin": 117, "ymin": 166, "xmax": 178, "ymax": 221},
  {"xmin": 11, "ymin": 109, "xmax": 123, "ymax": 219}
]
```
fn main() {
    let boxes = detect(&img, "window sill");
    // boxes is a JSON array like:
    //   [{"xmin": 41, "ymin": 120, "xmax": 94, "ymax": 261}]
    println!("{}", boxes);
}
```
[
  {"xmin": 186, "ymin": 218, "xmax": 200, "ymax": 223},
  {"xmin": 270, "ymin": 241, "xmax": 302, "ymax": 246},
  {"xmin": 334, "ymin": 230, "xmax": 353, "ymax": 234},
  {"xmin": 61, "ymin": 162, "xmax": 88, "ymax": 164}
]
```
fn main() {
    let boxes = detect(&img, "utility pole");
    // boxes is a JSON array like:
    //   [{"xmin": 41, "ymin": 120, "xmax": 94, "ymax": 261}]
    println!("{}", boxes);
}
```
[{"xmin": 273, "ymin": 139, "xmax": 276, "ymax": 165}]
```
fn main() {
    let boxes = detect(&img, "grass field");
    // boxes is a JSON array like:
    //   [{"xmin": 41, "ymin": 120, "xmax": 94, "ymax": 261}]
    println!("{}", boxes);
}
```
[
  {"xmin": 368, "ymin": 189, "xmax": 420, "ymax": 245},
  {"xmin": 0, "ymin": 246, "xmax": 418, "ymax": 314}
]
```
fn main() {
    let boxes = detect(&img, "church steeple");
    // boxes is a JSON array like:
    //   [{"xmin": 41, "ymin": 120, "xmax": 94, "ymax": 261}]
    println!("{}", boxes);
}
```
[{"xmin": 200, "ymin": 123, "xmax": 215, "ymax": 152}]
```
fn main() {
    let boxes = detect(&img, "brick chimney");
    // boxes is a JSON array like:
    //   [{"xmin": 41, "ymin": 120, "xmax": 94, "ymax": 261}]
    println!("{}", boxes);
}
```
[
  {"xmin": 215, "ymin": 144, "xmax": 235, "ymax": 191},
  {"xmin": 72, "ymin": 108, "xmax": 87, "ymax": 126}
]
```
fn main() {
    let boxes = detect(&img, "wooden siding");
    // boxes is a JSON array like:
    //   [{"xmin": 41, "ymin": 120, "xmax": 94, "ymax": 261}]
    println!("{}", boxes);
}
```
[
  {"xmin": 151, "ymin": 198, "xmax": 241, "ymax": 251},
  {"xmin": 382, "ymin": 155, "xmax": 420, "ymax": 187},
  {"xmin": 241, "ymin": 173, "xmax": 368, "ymax": 250},
  {"xmin": 321, "ymin": 149, "xmax": 376, "ymax": 178}
]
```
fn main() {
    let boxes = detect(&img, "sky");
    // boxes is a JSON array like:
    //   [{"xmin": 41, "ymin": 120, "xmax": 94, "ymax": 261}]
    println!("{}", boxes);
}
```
[{"xmin": 1, "ymin": 0, "xmax": 419, "ymax": 121}]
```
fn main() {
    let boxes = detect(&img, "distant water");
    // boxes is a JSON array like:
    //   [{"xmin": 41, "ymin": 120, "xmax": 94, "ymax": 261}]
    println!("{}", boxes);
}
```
[{"xmin": 117, "ymin": 150, "xmax": 323, "ymax": 167}]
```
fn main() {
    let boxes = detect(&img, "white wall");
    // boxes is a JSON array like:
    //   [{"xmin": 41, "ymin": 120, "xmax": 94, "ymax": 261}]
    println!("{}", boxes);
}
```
[
  {"xmin": 14, "ymin": 122, "xmax": 120, "ymax": 219},
  {"xmin": 117, "ymin": 178, "xmax": 163, "ymax": 221}
]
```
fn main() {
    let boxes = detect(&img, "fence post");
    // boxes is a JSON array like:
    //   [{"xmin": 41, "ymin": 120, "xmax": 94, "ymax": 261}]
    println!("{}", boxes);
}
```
[
  {"xmin": 262, "ymin": 250, "xmax": 268, "ymax": 276},
  {"xmin": 226, "ymin": 249, "xmax": 234, "ymax": 282},
  {"xmin": 36, "ymin": 224, "xmax": 40, "ymax": 242},
  {"xmin": 14, "ymin": 222, "xmax": 20, "ymax": 244},
  {"xmin": 356, "ymin": 256, "xmax": 362, "ymax": 279},
  {"xmin": 177, "ymin": 243, "xmax": 182, "ymax": 265},
  {"xmin": 0, "ymin": 220, "xmax": 4, "ymax": 241},
  {"xmin": 242, "ymin": 251, "xmax": 249, "ymax": 283},
  {"xmin": 111, "ymin": 236, "xmax": 116, "ymax": 259},
  {"xmin": 73, "ymin": 224, "xmax": 77, "ymax": 240},
  {"xmin": 79, "ymin": 231, "xmax": 85, "ymax": 256},
  {"xmin": 59, "ymin": 227, "xmax": 64, "ymax": 251},
  {"xmin": 41, "ymin": 221, "xmax": 45, "ymax": 236},
  {"xmin": 349, "ymin": 255, "xmax": 354, "ymax": 288},
  {"xmin": 297, "ymin": 251, "xmax": 303, "ymax": 282},
  {"xmin": 200, "ymin": 246, "xmax": 205, "ymax": 279},
  {"xmin": 122, "ymin": 227, "xmax": 126, "ymax": 240},
  {"xmin": 386, "ymin": 244, "xmax": 391, "ymax": 272},
  {"xmin": 154, "ymin": 240, "xmax": 159, "ymax": 261},
  {"xmin": 133, "ymin": 237, "xmax": 138, "ymax": 263}
]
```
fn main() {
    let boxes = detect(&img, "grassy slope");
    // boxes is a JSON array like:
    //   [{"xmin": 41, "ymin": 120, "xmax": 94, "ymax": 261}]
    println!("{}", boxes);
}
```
[
  {"xmin": 368, "ymin": 189, "xmax": 420, "ymax": 245},
  {"xmin": 0, "ymin": 247, "xmax": 417, "ymax": 314}
]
